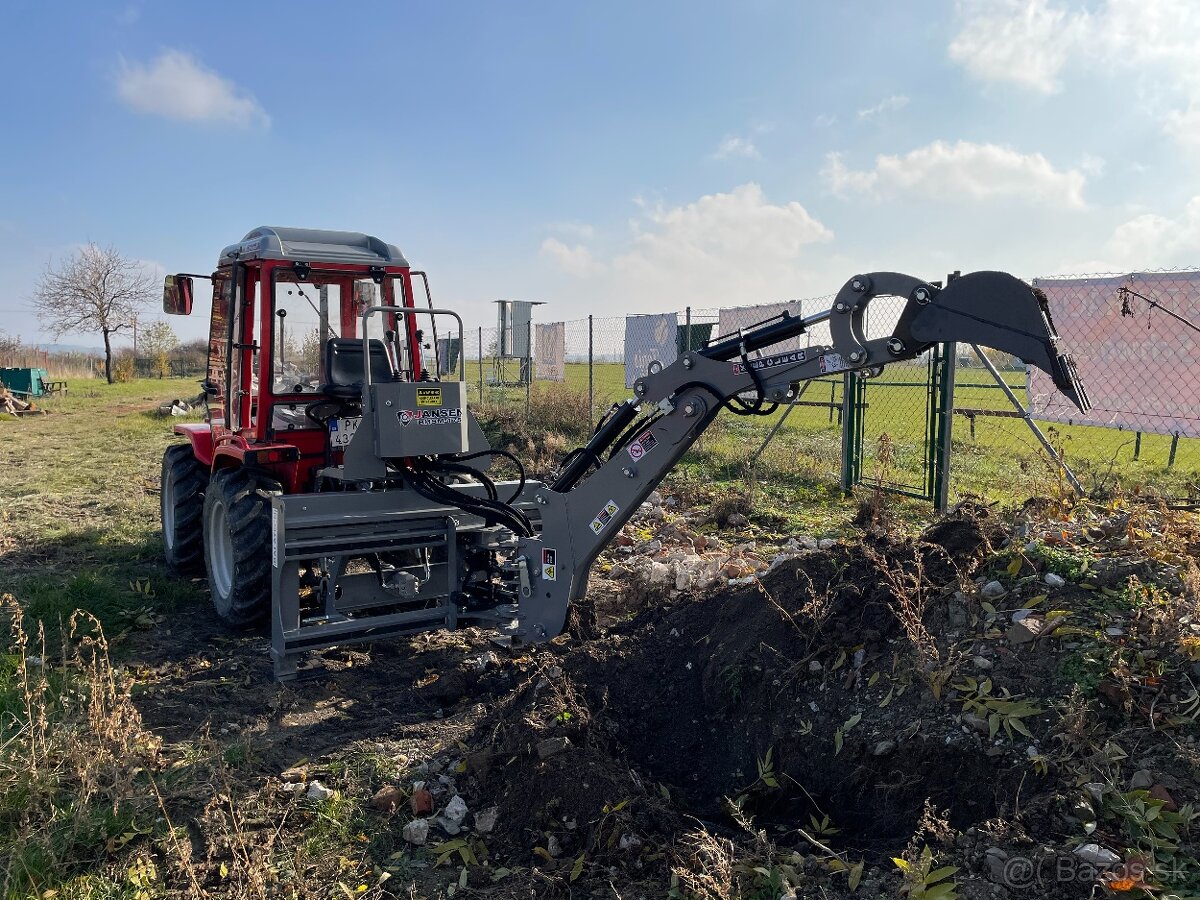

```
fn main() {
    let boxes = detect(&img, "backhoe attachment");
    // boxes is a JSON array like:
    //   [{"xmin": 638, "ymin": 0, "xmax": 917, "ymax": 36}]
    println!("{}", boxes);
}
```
[
  {"xmin": 906, "ymin": 271, "xmax": 1090, "ymax": 413},
  {"xmin": 821, "ymin": 270, "xmax": 1090, "ymax": 414}
]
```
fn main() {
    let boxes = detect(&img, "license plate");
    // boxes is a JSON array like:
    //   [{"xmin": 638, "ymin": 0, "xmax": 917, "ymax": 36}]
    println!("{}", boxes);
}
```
[{"xmin": 329, "ymin": 416, "xmax": 361, "ymax": 447}]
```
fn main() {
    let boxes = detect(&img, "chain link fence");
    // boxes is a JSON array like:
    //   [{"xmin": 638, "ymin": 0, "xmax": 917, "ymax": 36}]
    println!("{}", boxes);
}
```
[
  {"xmin": 460, "ymin": 269, "xmax": 1200, "ymax": 504},
  {"xmin": 948, "ymin": 269, "xmax": 1200, "ymax": 498}
]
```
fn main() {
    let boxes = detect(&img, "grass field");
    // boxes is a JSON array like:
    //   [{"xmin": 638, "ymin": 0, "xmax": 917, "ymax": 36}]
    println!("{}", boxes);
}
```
[{"xmin": 1, "ymin": 378, "xmax": 1197, "ymax": 897}]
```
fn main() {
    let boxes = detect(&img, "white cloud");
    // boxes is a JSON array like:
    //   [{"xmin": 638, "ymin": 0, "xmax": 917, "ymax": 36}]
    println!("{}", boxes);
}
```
[
  {"xmin": 813, "ymin": 113, "xmax": 837, "ymax": 129},
  {"xmin": 540, "ymin": 238, "xmax": 602, "ymax": 277},
  {"xmin": 857, "ymin": 94, "xmax": 910, "ymax": 120},
  {"xmin": 712, "ymin": 135, "xmax": 760, "ymax": 160},
  {"xmin": 1079, "ymin": 154, "xmax": 1106, "ymax": 177},
  {"xmin": 1102, "ymin": 197, "xmax": 1200, "ymax": 268},
  {"xmin": 1164, "ymin": 101, "xmax": 1200, "ymax": 153},
  {"xmin": 948, "ymin": 0, "xmax": 1083, "ymax": 93},
  {"xmin": 539, "ymin": 184, "xmax": 836, "ymax": 309},
  {"xmin": 117, "ymin": 50, "xmax": 269, "ymax": 128},
  {"xmin": 822, "ymin": 140, "xmax": 1087, "ymax": 209},
  {"xmin": 949, "ymin": 0, "xmax": 1200, "ymax": 149}
]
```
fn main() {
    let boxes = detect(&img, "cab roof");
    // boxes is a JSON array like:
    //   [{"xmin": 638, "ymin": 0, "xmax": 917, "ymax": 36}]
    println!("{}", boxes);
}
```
[{"xmin": 217, "ymin": 226, "xmax": 409, "ymax": 268}]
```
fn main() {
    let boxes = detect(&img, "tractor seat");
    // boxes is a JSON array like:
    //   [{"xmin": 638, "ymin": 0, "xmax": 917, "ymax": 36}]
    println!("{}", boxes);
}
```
[{"xmin": 320, "ymin": 338, "xmax": 395, "ymax": 399}]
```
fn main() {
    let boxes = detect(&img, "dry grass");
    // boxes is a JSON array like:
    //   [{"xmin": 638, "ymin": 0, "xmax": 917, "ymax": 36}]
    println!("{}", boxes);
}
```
[{"xmin": 0, "ymin": 597, "xmax": 167, "ymax": 895}]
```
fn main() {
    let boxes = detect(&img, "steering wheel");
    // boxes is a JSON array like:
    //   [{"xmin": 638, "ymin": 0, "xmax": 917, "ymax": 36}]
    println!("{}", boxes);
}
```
[{"xmin": 305, "ymin": 399, "xmax": 346, "ymax": 427}]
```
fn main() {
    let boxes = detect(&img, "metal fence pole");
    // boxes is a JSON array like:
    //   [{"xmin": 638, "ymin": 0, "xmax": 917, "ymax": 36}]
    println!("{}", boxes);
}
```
[
  {"xmin": 840, "ymin": 373, "xmax": 861, "ymax": 494},
  {"xmin": 933, "ymin": 342, "xmax": 956, "ymax": 511},
  {"xmin": 685, "ymin": 306, "xmax": 692, "ymax": 352},
  {"xmin": 526, "ymin": 320, "xmax": 532, "ymax": 416},
  {"xmin": 477, "ymin": 326, "xmax": 483, "ymax": 403},
  {"xmin": 970, "ymin": 343, "xmax": 1084, "ymax": 495},
  {"xmin": 588, "ymin": 315, "xmax": 594, "ymax": 416}
]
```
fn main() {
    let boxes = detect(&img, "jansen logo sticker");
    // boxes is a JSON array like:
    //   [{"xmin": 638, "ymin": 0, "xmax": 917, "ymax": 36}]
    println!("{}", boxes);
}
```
[
  {"xmin": 589, "ymin": 499, "xmax": 620, "ymax": 535},
  {"xmin": 542, "ymin": 548, "xmax": 557, "ymax": 581},
  {"xmin": 416, "ymin": 387, "xmax": 443, "ymax": 407},
  {"xmin": 398, "ymin": 408, "xmax": 462, "ymax": 426}
]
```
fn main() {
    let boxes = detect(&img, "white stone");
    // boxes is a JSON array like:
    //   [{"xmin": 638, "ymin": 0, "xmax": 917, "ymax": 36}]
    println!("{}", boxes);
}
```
[
  {"xmin": 647, "ymin": 561, "xmax": 672, "ymax": 584},
  {"xmin": 619, "ymin": 833, "xmax": 643, "ymax": 851},
  {"xmin": 474, "ymin": 806, "xmax": 499, "ymax": 834},
  {"xmin": 305, "ymin": 781, "xmax": 335, "ymax": 801},
  {"xmin": 818, "ymin": 538, "xmax": 836, "ymax": 550},
  {"xmin": 1044, "ymin": 572, "xmax": 1067, "ymax": 588},
  {"xmin": 981, "ymin": 580, "xmax": 1006, "ymax": 599},
  {"xmin": 1073, "ymin": 843, "xmax": 1120, "ymax": 867},
  {"xmin": 403, "ymin": 818, "xmax": 430, "ymax": 845}
]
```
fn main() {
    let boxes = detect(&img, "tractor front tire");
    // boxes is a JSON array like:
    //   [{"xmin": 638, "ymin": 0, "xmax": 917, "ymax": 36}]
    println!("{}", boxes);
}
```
[
  {"xmin": 161, "ymin": 444, "xmax": 209, "ymax": 573},
  {"xmin": 203, "ymin": 467, "xmax": 282, "ymax": 626}
]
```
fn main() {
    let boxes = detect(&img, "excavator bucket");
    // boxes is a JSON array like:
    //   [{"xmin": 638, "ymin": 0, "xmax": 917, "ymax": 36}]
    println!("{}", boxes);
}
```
[{"xmin": 908, "ymin": 270, "xmax": 1091, "ymax": 413}]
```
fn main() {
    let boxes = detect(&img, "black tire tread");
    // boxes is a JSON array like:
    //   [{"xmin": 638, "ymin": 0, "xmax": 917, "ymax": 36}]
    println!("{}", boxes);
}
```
[
  {"xmin": 204, "ymin": 467, "xmax": 282, "ymax": 627},
  {"xmin": 161, "ymin": 444, "xmax": 208, "ymax": 573}
]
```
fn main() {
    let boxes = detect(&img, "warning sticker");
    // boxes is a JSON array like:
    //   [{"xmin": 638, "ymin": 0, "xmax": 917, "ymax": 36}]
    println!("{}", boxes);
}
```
[
  {"xmin": 626, "ymin": 428, "xmax": 659, "ymax": 462},
  {"xmin": 589, "ymin": 499, "xmax": 620, "ymax": 535},
  {"xmin": 416, "ymin": 387, "xmax": 443, "ymax": 407},
  {"xmin": 819, "ymin": 353, "xmax": 847, "ymax": 374},
  {"xmin": 542, "ymin": 548, "xmax": 557, "ymax": 581}
]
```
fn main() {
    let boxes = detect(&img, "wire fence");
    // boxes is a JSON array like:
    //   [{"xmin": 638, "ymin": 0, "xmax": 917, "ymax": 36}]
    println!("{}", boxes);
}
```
[{"xmin": 461, "ymin": 271, "xmax": 1200, "ymax": 503}]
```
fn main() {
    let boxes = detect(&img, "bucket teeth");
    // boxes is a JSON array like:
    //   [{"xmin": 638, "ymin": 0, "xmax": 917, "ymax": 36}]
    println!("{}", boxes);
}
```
[{"xmin": 909, "ymin": 271, "xmax": 1092, "ymax": 413}]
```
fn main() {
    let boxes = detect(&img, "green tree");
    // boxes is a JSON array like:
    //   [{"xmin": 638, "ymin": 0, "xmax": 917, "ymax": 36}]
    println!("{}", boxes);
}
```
[{"xmin": 141, "ymin": 321, "xmax": 180, "ymax": 378}]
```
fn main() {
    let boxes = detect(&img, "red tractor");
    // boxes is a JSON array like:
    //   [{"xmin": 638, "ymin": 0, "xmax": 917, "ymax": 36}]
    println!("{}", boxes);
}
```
[{"xmin": 160, "ymin": 228, "xmax": 486, "ymax": 631}]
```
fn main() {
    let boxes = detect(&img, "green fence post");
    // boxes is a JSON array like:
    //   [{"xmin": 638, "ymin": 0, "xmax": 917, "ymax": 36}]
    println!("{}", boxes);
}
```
[
  {"xmin": 840, "ymin": 372, "xmax": 863, "ymax": 493},
  {"xmin": 477, "ymin": 326, "xmax": 483, "ymax": 403},
  {"xmin": 588, "ymin": 315, "xmax": 594, "ymax": 416},
  {"xmin": 932, "ymin": 342, "xmax": 956, "ymax": 511}
]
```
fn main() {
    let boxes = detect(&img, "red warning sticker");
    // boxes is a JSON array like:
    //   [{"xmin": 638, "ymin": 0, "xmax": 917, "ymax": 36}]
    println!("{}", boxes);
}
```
[{"xmin": 626, "ymin": 429, "xmax": 659, "ymax": 462}]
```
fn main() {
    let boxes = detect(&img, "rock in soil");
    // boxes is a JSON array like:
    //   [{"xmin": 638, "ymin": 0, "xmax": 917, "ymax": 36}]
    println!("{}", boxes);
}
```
[
  {"xmin": 402, "ymin": 818, "xmax": 430, "ymax": 846},
  {"xmin": 370, "ymin": 785, "xmax": 404, "ymax": 813}
]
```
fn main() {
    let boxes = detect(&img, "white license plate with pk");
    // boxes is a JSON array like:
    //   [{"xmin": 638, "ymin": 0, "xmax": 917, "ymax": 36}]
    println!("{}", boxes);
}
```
[{"xmin": 329, "ymin": 416, "xmax": 361, "ymax": 447}]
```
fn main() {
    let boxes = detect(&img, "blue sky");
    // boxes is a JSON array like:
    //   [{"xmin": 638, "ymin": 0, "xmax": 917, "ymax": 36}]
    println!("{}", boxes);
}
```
[{"xmin": 1, "ymin": 0, "xmax": 1198, "ymax": 347}]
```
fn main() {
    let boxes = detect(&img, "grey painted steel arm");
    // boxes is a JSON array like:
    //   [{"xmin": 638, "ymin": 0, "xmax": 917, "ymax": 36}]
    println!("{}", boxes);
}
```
[{"xmin": 503, "ymin": 270, "xmax": 1090, "ymax": 644}]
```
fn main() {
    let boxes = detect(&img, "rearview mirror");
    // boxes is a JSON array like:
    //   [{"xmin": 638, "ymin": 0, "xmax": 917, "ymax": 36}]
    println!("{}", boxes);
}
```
[{"xmin": 163, "ymin": 275, "xmax": 194, "ymax": 316}]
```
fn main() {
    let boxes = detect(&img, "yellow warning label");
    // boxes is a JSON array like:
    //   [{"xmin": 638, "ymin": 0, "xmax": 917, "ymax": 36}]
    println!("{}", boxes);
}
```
[{"xmin": 416, "ymin": 387, "xmax": 443, "ymax": 407}]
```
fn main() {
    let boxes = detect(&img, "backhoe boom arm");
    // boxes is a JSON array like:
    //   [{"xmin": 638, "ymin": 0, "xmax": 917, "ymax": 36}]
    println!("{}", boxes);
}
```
[{"xmin": 504, "ymin": 270, "xmax": 1090, "ymax": 644}]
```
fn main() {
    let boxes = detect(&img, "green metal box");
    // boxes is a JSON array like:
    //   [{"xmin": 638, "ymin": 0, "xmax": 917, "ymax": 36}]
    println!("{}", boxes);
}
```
[{"xmin": 0, "ymin": 367, "xmax": 49, "ymax": 397}]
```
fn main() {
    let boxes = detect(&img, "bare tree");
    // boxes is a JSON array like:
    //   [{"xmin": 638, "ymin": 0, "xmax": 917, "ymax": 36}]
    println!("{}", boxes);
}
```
[{"xmin": 30, "ymin": 244, "xmax": 156, "ymax": 383}]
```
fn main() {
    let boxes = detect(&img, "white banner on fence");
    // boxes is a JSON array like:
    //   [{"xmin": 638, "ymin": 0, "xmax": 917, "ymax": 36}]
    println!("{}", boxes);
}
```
[
  {"xmin": 624, "ymin": 313, "xmax": 678, "ymax": 388},
  {"xmin": 1028, "ymin": 272, "xmax": 1200, "ymax": 437},
  {"xmin": 534, "ymin": 322, "xmax": 566, "ymax": 381},
  {"xmin": 718, "ymin": 301, "xmax": 808, "ymax": 355}
]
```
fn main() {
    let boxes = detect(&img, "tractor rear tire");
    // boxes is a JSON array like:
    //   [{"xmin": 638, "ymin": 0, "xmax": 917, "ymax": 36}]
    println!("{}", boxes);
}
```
[
  {"xmin": 161, "ymin": 444, "xmax": 209, "ymax": 573},
  {"xmin": 202, "ymin": 467, "xmax": 282, "ymax": 627}
]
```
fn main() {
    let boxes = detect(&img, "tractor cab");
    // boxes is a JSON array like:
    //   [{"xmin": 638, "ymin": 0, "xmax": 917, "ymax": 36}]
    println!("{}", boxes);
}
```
[{"xmin": 162, "ymin": 226, "xmax": 469, "ymax": 493}]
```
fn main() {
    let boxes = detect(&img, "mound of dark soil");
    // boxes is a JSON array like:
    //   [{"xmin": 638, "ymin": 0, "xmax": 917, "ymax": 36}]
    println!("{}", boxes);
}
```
[{"xmin": 458, "ymin": 513, "xmax": 1013, "ymax": 882}]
